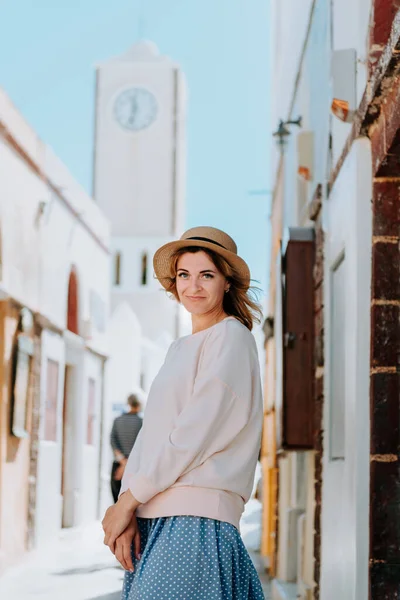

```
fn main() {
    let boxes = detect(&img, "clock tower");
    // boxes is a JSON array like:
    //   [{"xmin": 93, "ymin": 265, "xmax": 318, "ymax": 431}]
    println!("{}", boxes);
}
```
[{"xmin": 93, "ymin": 41, "xmax": 187, "ymax": 341}]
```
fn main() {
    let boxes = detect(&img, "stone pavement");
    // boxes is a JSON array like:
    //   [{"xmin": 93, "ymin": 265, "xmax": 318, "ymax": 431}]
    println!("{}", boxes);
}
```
[
  {"xmin": 0, "ymin": 521, "xmax": 124, "ymax": 600},
  {"xmin": 0, "ymin": 500, "xmax": 271, "ymax": 599}
]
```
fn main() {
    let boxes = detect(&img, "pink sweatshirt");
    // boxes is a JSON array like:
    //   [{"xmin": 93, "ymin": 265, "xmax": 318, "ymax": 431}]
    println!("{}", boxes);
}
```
[{"xmin": 120, "ymin": 316, "xmax": 263, "ymax": 529}]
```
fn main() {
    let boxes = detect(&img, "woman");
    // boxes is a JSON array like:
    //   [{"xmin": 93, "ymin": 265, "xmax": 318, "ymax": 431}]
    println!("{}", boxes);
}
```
[{"xmin": 102, "ymin": 226, "xmax": 265, "ymax": 600}]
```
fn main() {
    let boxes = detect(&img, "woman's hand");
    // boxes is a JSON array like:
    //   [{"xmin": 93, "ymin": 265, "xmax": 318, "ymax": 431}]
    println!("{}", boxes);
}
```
[
  {"xmin": 114, "ymin": 514, "xmax": 141, "ymax": 572},
  {"xmin": 102, "ymin": 490, "xmax": 140, "ymax": 552}
]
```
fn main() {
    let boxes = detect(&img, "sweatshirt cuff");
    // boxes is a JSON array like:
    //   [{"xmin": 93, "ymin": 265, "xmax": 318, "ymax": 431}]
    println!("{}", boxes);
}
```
[{"xmin": 127, "ymin": 473, "xmax": 160, "ymax": 504}]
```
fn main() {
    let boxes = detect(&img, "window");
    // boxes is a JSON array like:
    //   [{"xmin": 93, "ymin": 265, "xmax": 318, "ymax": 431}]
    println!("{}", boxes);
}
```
[
  {"xmin": 280, "ymin": 231, "xmax": 315, "ymax": 450},
  {"xmin": 114, "ymin": 252, "xmax": 122, "ymax": 286},
  {"xmin": 141, "ymin": 252, "xmax": 148, "ymax": 286},
  {"xmin": 87, "ymin": 378, "xmax": 96, "ymax": 445},
  {"xmin": 330, "ymin": 253, "xmax": 346, "ymax": 460},
  {"xmin": 44, "ymin": 359, "xmax": 59, "ymax": 442},
  {"xmin": 67, "ymin": 270, "xmax": 79, "ymax": 335}
]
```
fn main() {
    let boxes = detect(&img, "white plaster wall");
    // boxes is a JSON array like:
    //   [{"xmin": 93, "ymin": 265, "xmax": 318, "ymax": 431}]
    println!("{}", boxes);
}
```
[
  {"xmin": 320, "ymin": 138, "xmax": 371, "ymax": 600},
  {"xmin": 110, "ymin": 235, "xmax": 179, "ymax": 341},
  {"xmin": 0, "ymin": 137, "xmax": 42, "ymax": 309},
  {"xmin": 0, "ymin": 88, "xmax": 110, "ymax": 358},
  {"xmin": 331, "ymin": 0, "xmax": 373, "ymax": 165},
  {"xmin": 270, "ymin": 0, "xmax": 373, "ymax": 178},
  {"xmin": 61, "ymin": 338, "xmax": 105, "ymax": 528},
  {"xmin": 0, "ymin": 86, "xmax": 111, "ymax": 549},
  {"xmin": 80, "ymin": 351, "xmax": 104, "ymax": 523},
  {"xmin": 35, "ymin": 330, "xmax": 65, "ymax": 547},
  {"xmin": 39, "ymin": 149, "xmax": 110, "ymax": 355}
]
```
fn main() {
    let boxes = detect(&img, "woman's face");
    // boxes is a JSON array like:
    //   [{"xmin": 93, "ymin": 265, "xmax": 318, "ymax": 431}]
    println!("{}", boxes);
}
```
[{"xmin": 176, "ymin": 251, "xmax": 229, "ymax": 316}]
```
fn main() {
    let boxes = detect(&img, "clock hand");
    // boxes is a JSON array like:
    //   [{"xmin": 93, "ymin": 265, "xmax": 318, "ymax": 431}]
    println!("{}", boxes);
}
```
[{"xmin": 128, "ymin": 96, "xmax": 139, "ymax": 125}]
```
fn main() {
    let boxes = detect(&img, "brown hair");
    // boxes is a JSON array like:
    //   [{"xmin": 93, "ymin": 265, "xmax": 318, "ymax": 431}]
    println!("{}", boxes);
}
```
[
  {"xmin": 163, "ymin": 246, "xmax": 262, "ymax": 331},
  {"xmin": 127, "ymin": 394, "xmax": 141, "ymax": 410}
]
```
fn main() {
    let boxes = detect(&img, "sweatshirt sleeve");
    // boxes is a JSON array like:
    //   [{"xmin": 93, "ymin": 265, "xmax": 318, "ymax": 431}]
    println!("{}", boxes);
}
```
[
  {"xmin": 110, "ymin": 420, "xmax": 121, "ymax": 453},
  {"xmin": 123, "ymin": 324, "xmax": 254, "ymax": 505}
]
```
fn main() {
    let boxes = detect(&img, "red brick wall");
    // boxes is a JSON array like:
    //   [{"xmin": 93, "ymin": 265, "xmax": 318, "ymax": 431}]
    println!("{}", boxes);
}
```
[
  {"xmin": 368, "ymin": 40, "xmax": 400, "ymax": 595},
  {"xmin": 309, "ymin": 185, "xmax": 324, "ymax": 600},
  {"xmin": 369, "ymin": 0, "xmax": 399, "ymax": 67},
  {"xmin": 369, "ymin": 176, "xmax": 400, "ymax": 598}
]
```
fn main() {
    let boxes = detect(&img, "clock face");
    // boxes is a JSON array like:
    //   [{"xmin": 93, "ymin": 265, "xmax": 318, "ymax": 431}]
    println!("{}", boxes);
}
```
[{"xmin": 113, "ymin": 88, "xmax": 158, "ymax": 132}]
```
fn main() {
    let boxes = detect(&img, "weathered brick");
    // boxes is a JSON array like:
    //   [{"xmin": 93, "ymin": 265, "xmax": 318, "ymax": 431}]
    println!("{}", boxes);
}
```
[
  {"xmin": 313, "ymin": 259, "xmax": 324, "ymax": 287},
  {"xmin": 371, "ymin": 304, "xmax": 400, "ymax": 367},
  {"xmin": 373, "ymin": 180, "xmax": 400, "ymax": 237},
  {"xmin": 371, "ymin": 373, "xmax": 400, "ymax": 455},
  {"xmin": 376, "ymin": 151, "xmax": 400, "ymax": 178},
  {"xmin": 370, "ymin": 462, "xmax": 400, "ymax": 561},
  {"xmin": 377, "ymin": 127, "xmax": 400, "ymax": 179},
  {"xmin": 314, "ymin": 381, "xmax": 324, "ymax": 410},
  {"xmin": 315, "ymin": 224, "xmax": 324, "ymax": 253},
  {"xmin": 314, "ymin": 308, "xmax": 323, "ymax": 337},
  {"xmin": 308, "ymin": 184, "xmax": 322, "ymax": 221},
  {"xmin": 313, "ymin": 242, "xmax": 324, "ymax": 291},
  {"xmin": 371, "ymin": 112, "xmax": 388, "ymax": 175},
  {"xmin": 314, "ymin": 462, "xmax": 323, "ymax": 488},
  {"xmin": 371, "ymin": 0, "xmax": 398, "ymax": 47},
  {"xmin": 314, "ymin": 283, "xmax": 324, "ymax": 313},
  {"xmin": 382, "ymin": 83, "xmax": 400, "ymax": 153},
  {"xmin": 314, "ymin": 429, "xmax": 323, "ymax": 453},
  {"xmin": 372, "ymin": 242, "xmax": 400, "ymax": 300},
  {"xmin": 370, "ymin": 563, "xmax": 400, "ymax": 599},
  {"xmin": 314, "ymin": 330, "xmax": 324, "ymax": 367},
  {"xmin": 312, "ymin": 214, "xmax": 324, "ymax": 598}
]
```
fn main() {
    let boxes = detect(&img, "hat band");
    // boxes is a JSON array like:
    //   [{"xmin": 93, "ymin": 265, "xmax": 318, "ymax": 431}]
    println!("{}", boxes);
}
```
[{"xmin": 186, "ymin": 236, "xmax": 227, "ymax": 250}]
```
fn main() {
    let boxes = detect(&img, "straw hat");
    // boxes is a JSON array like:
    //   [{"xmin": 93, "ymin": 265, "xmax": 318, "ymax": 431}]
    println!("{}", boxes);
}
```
[{"xmin": 153, "ymin": 226, "xmax": 250, "ymax": 289}]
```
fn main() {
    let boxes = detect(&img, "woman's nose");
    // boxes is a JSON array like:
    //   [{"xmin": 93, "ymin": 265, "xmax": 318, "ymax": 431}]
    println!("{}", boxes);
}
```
[{"xmin": 188, "ymin": 278, "xmax": 202, "ymax": 292}]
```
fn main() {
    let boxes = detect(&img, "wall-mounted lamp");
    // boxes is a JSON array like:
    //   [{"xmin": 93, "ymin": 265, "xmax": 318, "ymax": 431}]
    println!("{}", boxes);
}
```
[
  {"xmin": 273, "ymin": 117, "xmax": 302, "ymax": 151},
  {"xmin": 262, "ymin": 316, "xmax": 275, "ymax": 345}
]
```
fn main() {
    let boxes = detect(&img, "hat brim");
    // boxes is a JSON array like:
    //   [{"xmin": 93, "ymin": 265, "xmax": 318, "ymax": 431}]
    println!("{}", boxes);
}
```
[{"xmin": 153, "ymin": 239, "xmax": 251, "ymax": 290}]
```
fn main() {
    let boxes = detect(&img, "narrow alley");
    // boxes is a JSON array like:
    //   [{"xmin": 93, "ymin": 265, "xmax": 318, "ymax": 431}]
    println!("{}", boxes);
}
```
[{"xmin": 0, "ymin": 501, "xmax": 271, "ymax": 600}]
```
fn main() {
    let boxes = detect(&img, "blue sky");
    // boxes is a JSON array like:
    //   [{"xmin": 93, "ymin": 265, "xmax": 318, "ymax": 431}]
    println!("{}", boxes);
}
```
[{"xmin": 0, "ymin": 0, "xmax": 271, "ymax": 299}]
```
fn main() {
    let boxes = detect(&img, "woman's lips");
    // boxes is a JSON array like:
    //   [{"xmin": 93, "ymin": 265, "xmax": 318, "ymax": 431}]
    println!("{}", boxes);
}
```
[{"xmin": 186, "ymin": 296, "xmax": 205, "ymax": 300}]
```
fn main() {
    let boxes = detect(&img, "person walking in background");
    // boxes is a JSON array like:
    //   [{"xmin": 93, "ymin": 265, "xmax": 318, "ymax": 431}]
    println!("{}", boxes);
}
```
[
  {"xmin": 110, "ymin": 394, "xmax": 143, "ymax": 503},
  {"xmin": 102, "ymin": 226, "xmax": 265, "ymax": 599}
]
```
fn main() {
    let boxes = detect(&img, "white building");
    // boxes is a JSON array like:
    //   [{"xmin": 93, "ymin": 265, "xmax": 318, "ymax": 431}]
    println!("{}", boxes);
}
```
[
  {"xmin": 263, "ymin": 1, "xmax": 376, "ymax": 599},
  {"xmin": 93, "ymin": 40, "xmax": 187, "ymax": 343},
  {"xmin": 0, "ymin": 88, "xmax": 111, "ymax": 570},
  {"xmin": 92, "ymin": 41, "xmax": 188, "ymax": 513}
]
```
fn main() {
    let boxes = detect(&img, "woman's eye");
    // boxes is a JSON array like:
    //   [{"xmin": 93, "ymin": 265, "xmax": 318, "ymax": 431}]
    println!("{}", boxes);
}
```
[
  {"xmin": 177, "ymin": 272, "xmax": 188, "ymax": 278},
  {"xmin": 203, "ymin": 273, "xmax": 213, "ymax": 279}
]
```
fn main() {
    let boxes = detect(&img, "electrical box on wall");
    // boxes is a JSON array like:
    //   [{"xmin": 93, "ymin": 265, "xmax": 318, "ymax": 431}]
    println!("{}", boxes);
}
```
[
  {"xmin": 331, "ymin": 48, "xmax": 357, "ymax": 123},
  {"xmin": 276, "ymin": 228, "xmax": 315, "ymax": 451}
]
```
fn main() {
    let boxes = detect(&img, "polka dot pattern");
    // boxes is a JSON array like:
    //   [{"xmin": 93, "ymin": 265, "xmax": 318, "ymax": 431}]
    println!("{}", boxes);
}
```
[{"xmin": 122, "ymin": 516, "xmax": 265, "ymax": 599}]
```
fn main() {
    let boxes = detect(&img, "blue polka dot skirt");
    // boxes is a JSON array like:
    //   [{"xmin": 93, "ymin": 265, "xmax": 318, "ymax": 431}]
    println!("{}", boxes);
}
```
[{"xmin": 122, "ymin": 516, "xmax": 265, "ymax": 599}]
